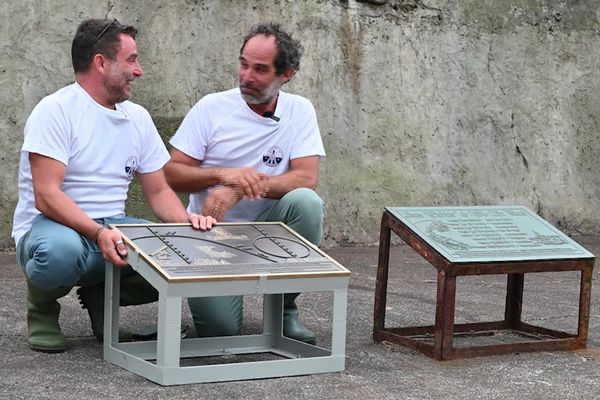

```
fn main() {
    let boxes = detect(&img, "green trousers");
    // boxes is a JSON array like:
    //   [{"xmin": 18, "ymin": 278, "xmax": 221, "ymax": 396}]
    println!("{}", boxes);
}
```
[{"xmin": 187, "ymin": 188, "xmax": 323, "ymax": 341}]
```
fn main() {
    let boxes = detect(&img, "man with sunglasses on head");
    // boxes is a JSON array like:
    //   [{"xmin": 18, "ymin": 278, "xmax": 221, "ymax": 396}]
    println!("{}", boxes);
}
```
[
  {"xmin": 165, "ymin": 22, "xmax": 325, "ymax": 344},
  {"xmin": 12, "ymin": 18, "xmax": 216, "ymax": 353}
]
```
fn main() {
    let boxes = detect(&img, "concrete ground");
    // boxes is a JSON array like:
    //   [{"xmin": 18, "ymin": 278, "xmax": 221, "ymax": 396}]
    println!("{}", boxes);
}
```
[{"xmin": 2, "ymin": 237, "xmax": 600, "ymax": 400}]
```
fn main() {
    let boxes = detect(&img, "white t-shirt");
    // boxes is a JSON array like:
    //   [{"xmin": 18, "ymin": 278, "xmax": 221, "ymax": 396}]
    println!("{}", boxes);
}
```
[
  {"xmin": 170, "ymin": 88, "xmax": 325, "ymax": 221},
  {"xmin": 12, "ymin": 82, "xmax": 169, "ymax": 245}
]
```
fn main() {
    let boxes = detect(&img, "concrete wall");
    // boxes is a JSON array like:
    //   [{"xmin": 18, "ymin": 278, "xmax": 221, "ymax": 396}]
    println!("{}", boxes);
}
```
[{"xmin": 2, "ymin": 0, "xmax": 600, "ymax": 248}]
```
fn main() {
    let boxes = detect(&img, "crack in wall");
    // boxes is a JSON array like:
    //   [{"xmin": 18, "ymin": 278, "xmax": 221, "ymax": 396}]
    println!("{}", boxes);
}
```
[
  {"xmin": 510, "ymin": 112, "xmax": 529, "ymax": 171},
  {"xmin": 106, "ymin": 0, "xmax": 115, "ymax": 18}
]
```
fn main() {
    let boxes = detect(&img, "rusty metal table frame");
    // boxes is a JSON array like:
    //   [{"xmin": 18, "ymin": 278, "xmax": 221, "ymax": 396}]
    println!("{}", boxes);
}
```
[{"xmin": 373, "ymin": 210, "xmax": 595, "ymax": 360}]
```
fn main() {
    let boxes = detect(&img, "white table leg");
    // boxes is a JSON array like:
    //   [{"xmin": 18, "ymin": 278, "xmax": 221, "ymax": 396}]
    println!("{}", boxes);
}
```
[
  {"xmin": 331, "ymin": 288, "xmax": 348, "ymax": 357},
  {"xmin": 156, "ymin": 293, "xmax": 182, "ymax": 368},
  {"xmin": 103, "ymin": 262, "xmax": 120, "ymax": 348}
]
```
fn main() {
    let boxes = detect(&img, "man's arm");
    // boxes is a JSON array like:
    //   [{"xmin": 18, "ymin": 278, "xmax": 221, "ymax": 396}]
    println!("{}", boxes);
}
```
[
  {"xmin": 164, "ymin": 148, "xmax": 267, "ymax": 199},
  {"xmin": 163, "ymin": 149, "xmax": 220, "ymax": 192},
  {"xmin": 199, "ymin": 156, "xmax": 319, "ymax": 219},
  {"xmin": 30, "ymin": 153, "xmax": 128, "ymax": 267},
  {"xmin": 136, "ymin": 169, "xmax": 215, "ymax": 231},
  {"xmin": 262, "ymin": 155, "xmax": 320, "ymax": 199}
]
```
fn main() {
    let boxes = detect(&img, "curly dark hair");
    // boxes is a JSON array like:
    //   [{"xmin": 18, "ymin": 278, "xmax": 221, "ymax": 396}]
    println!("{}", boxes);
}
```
[
  {"xmin": 240, "ymin": 22, "xmax": 304, "ymax": 76},
  {"xmin": 71, "ymin": 18, "xmax": 138, "ymax": 73}
]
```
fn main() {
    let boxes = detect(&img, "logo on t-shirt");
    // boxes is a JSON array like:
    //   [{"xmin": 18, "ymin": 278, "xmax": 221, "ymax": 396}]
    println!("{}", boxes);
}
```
[
  {"xmin": 263, "ymin": 146, "xmax": 283, "ymax": 167},
  {"xmin": 125, "ymin": 156, "xmax": 138, "ymax": 177}
]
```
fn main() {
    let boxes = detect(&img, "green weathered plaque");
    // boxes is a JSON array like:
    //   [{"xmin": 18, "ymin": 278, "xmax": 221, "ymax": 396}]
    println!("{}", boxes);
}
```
[{"xmin": 386, "ymin": 206, "xmax": 594, "ymax": 263}]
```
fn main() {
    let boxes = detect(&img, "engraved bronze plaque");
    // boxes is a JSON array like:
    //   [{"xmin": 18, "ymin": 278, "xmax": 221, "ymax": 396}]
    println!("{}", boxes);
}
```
[
  {"xmin": 386, "ymin": 206, "xmax": 593, "ymax": 263},
  {"xmin": 113, "ymin": 222, "xmax": 349, "ymax": 281}
]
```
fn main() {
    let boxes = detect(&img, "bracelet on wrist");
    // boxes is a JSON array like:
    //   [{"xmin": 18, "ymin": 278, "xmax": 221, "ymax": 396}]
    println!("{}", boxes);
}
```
[{"xmin": 93, "ymin": 226, "xmax": 106, "ymax": 244}]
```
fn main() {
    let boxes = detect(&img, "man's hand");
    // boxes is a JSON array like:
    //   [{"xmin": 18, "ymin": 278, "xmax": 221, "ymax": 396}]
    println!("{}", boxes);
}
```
[
  {"xmin": 189, "ymin": 213, "xmax": 217, "ymax": 230},
  {"xmin": 202, "ymin": 186, "xmax": 244, "ymax": 221},
  {"xmin": 218, "ymin": 167, "xmax": 268, "ymax": 199},
  {"xmin": 96, "ymin": 228, "xmax": 129, "ymax": 268}
]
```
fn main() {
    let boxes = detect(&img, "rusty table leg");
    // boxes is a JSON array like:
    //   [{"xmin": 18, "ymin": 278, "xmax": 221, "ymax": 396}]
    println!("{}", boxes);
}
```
[
  {"xmin": 577, "ymin": 263, "xmax": 593, "ymax": 347},
  {"xmin": 373, "ymin": 213, "xmax": 391, "ymax": 339},
  {"xmin": 505, "ymin": 273, "xmax": 524, "ymax": 329},
  {"xmin": 437, "ymin": 271, "xmax": 457, "ymax": 360}
]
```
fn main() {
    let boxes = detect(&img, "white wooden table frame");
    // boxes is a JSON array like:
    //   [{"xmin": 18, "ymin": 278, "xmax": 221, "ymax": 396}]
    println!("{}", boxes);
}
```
[{"xmin": 102, "ymin": 224, "xmax": 350, "ymax": 386}]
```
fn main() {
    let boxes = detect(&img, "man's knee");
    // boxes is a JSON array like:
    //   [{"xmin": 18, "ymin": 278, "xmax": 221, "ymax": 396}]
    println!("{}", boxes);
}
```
[
  {"xmin": 279, "ymin": 188, "xmax": 324, "ymax": 245},
  {"xmin": 281, "ymin": 188, "xmax": 324, "ymax": 221},
  {"xmin": 188, "ymin": 296, "xmax": 243, "ymax": 337},
  {"xmin": 24, "ymin": 235, "xmax": 85, "ymax": 290}
]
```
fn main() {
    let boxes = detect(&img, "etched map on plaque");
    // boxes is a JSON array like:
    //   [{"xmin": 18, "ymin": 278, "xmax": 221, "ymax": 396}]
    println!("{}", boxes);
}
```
[
  {"xmin": 387, "ymin": 206, "xmax": 594, "ymax": 263},
  {"xmin": 113, "ymin": 223, "xmax": 348, "ymax": 280}
]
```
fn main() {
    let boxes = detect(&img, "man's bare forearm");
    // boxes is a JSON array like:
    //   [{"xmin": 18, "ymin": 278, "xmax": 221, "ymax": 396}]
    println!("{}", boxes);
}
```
[
  {"xmin": 263, "ymin": 171, "xmax": 318, "ymax": 199},
  {"xmin": 34, "ymin": 189, "xmax": 103, "ymax": 240},
  {"xmin": 164, "ymin": 161, "xmax": 222, "ymax": 192},
  {"xmin": 263, "ymin": 155, "xmax": 320, "ymax": 199}
]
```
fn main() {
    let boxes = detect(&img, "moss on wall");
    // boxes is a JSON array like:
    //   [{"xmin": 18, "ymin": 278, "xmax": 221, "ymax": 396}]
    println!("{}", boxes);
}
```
[{"xmin": 459, "ymin": 0, "xmax": 600, "ymax": 33}]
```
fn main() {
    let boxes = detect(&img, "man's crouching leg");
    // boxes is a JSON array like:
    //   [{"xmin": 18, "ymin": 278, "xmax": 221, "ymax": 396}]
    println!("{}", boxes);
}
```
[
  {"xmin": 77, "ymin": 272, "xmax": 158, "ymax": 341},
  {"xmin": 17, "ymin": 215, "xmax": 89, "ymax": 352},
  {"xmin": 259, "ymin": 188, "xmax": 324, "ymax": 344},
  {"xmin": 188, "ymin": 295, "xmax": 243, "ymax": 337}
]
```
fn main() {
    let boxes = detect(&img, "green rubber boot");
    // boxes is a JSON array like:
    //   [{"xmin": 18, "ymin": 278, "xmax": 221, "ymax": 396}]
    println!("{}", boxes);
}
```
[
  {"xmin": 26, "ymin": 279, "xmax": 71, "ymax": 353},
  {"xmin": 283, "ymin": 293, "xmax": 316, "ymax": 344},
  {"xmin": 77, "ymin": 273, "xmax": 158, "ymax": 341}
]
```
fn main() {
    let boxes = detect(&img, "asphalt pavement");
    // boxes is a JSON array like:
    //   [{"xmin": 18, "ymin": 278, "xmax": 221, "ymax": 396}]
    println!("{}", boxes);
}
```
[{"xmin": 2, "ymin": 237, "xmax": 600, "ymax": 399}]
